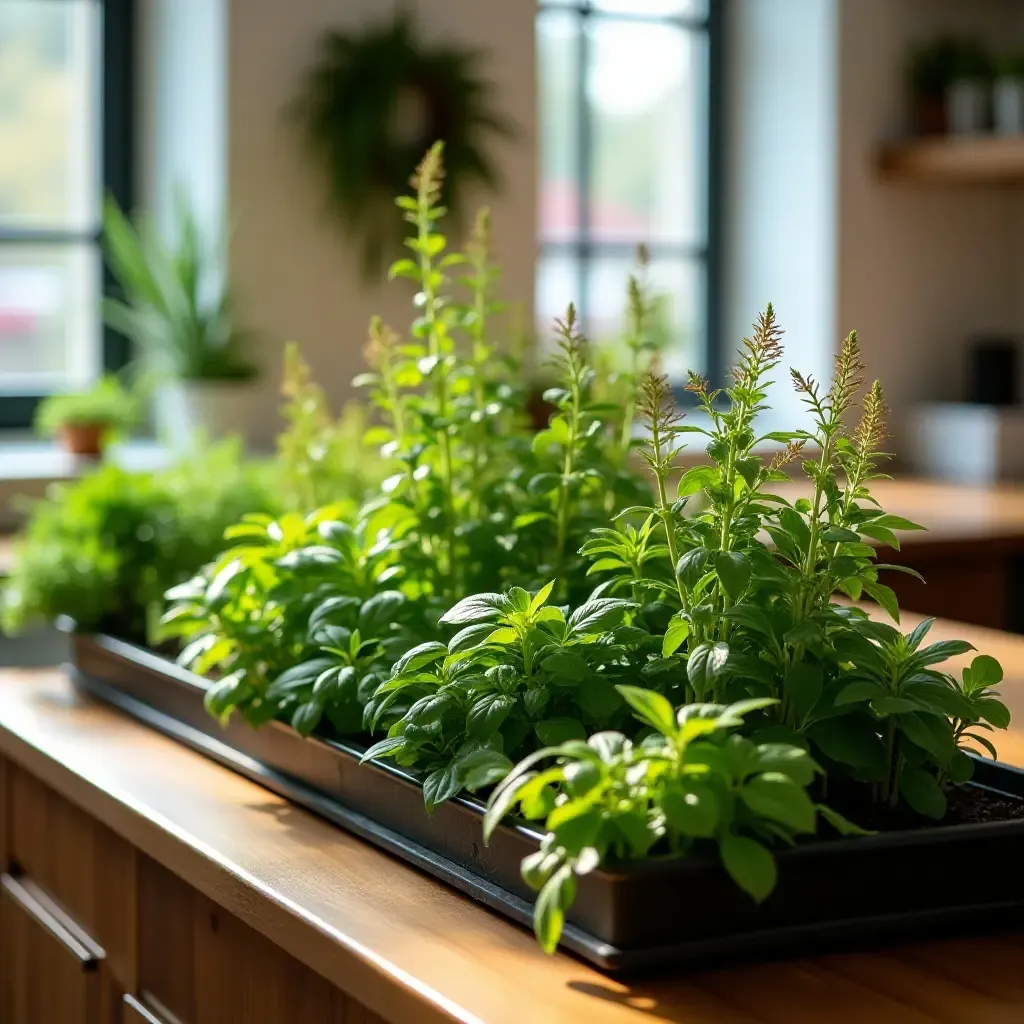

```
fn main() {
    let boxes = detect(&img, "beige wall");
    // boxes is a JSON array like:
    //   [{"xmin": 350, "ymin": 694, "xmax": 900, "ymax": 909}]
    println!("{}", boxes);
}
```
[
  {"xmin": 225, "ymin": 0, "xmax": 537, "ymax": 446},
  {"xmin": 836, "ymin": 0, "xmax": 1023, "ymax": 456}
]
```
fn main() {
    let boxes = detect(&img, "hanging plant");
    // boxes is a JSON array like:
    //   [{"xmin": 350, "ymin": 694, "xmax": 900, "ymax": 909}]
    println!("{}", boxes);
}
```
[{"xmin": 292, "ymin": 12, "xmax": 514, "ymax": 276}]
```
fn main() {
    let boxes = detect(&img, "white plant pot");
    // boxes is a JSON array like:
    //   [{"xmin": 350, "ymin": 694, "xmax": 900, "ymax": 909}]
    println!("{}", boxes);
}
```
[
  {"xmin": 909, "ymin": 403, "xmax": 1024, "ymax": 484},
  {"xmin": 152, "ymin": 380, "xmax": 253, "ymax": 450},
  {"xmin": 947, "ymin": 80, "xmax": 989, "ymax": 135},
  {"xmin": 994, "ymin": 79, "xmax": 1024, "ymax": 135}
]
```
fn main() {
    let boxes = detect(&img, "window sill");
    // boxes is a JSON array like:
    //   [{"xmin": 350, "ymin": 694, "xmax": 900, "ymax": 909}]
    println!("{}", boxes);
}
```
[{"xmin": 0, "ymin": 438, "xmax": 172, "ymax": 529}]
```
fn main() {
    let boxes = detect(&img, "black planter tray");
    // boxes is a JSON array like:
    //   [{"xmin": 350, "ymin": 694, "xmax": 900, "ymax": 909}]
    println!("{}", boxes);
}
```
[{"xmin": 68, "ymin": 630, "xmax": 1024, "ymax": 974}]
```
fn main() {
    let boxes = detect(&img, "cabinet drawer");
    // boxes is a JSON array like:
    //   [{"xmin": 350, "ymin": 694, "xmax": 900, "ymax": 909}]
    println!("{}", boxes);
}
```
[
  {"xmin": 1, "ymin": 872, "xmax": 104, "ymax": 1024},
  {"xmin": 123, "ymin": 993, "xmax": 188, "ymax": 1024}
]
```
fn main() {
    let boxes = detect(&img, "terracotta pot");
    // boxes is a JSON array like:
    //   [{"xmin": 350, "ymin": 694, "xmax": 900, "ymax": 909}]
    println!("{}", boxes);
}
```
[{"xmin": 58, "ymin": 422, "xmax": 107, "ymax": 457}]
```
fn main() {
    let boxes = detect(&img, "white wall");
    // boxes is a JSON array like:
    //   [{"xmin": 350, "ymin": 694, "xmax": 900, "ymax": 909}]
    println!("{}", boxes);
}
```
[
  {"xmin": 138, "ymin": 0, "xmax": 227, "ymax": 234},
  {"xmin": 723, "ymin": 0, "xmax": 838, "ymax": 431},
  {"xmin": 225, "ymin": 0, "xmax": 537, "ymax": 446}
]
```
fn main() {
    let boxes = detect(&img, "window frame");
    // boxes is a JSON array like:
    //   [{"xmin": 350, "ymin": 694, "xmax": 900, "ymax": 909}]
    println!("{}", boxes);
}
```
[
  {"xmin": 537, "ymin": 0, "xmax": 723, "ymax": 390},
  {"xmin": 0, "ymin": 0, "xmax": 136, "ymax": 430}
]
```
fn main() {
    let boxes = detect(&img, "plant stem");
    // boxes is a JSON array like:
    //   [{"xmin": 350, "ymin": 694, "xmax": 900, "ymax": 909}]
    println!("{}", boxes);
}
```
[{"xmin": 416, "ymin": 203, "xmax": 459, "ymax": 598}]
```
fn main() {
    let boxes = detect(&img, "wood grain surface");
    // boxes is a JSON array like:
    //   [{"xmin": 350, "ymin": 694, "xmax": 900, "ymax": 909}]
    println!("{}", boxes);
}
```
[{"xmin": 1, "ymin": 647, "xmax": 1024, "ymax": 1023}]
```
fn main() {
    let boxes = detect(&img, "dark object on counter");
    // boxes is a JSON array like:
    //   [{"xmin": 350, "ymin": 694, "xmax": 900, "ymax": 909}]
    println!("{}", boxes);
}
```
[{"xmin": 969, "ymin": 338, "xmax": 1019, "ymax": 406}]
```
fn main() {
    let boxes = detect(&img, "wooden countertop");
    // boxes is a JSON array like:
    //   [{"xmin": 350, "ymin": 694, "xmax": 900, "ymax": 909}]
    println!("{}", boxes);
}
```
[
  {"xmin": 3, "ymin": 610, "xmax": 1024, "ymax": 1023},
  {"xmin": 774, "ymin": 477, "xmax": 1024, "ymax": 549}
]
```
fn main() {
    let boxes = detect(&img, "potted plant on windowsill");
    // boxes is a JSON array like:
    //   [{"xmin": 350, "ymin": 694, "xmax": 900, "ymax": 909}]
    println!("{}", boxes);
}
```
[
  {"xmin": 993, "ymin": 54, "xmax": 1024, "ymax": 135},
  {"xmin": 101, "ymin": 193, "xmax": 258, "ymax": 445},
  {"xmin": 34, "ymin": 374, "xmax": 138, "ymax": 458}
]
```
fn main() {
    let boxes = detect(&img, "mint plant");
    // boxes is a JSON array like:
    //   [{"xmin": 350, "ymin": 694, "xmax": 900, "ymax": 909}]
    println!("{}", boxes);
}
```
[
  {"xmin": 362, "ymin": 581, "xmax": 659, "ymax": 810},
  {"xmin": 484, "ymin": 689, "xmax": 862, "ymax": 952}
]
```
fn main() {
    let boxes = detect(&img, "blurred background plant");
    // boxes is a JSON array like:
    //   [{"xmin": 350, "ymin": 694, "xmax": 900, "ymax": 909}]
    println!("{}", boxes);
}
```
[
  {"xmin": 102, "ymin": 193, "xmax": 257, "ymax": 386},
  {"xmin": 276, "ymin": 342, "xmax": 390, "ymax": 512},
  {"xmin": 1, "ymin": 440, "xmax": 276, "ymax": 643},
  {"xmin": 34, "ymin": 373, "xmax": 138, "ymax": 456}
]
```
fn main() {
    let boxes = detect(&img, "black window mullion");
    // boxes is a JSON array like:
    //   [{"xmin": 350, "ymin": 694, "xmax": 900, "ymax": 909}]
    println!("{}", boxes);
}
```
[{"xmin": 539, "ymin": 1, "xmax": 721, "ymax": 376}]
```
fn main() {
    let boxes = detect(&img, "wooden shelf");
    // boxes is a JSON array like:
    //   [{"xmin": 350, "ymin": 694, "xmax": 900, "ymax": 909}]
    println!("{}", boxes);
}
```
[{"xmin": 879, "ymin": 135, "xmax": 1024, "ymax": 183}]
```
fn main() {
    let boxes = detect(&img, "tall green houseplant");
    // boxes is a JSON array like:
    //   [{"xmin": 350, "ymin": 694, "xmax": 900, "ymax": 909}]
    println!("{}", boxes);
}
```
[{"xmin": 102, "ymin": 193, "xmax": 257, "ymax": 439}]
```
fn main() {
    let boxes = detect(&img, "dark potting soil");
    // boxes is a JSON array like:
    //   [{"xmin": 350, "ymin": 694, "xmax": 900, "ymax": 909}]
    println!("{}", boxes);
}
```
[{"xmin": 827, "ymin": 781, "xmax": 1024, "ymax": 835}]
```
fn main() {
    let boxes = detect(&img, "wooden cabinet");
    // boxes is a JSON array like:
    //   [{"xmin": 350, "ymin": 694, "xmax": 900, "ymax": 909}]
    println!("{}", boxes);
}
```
[
  {"xmin": 1, "ymin": 872, "xmax": 103, "ymax": 1024},
  {"xmin": 0, "ymin": 755, "xmax": 388, "ymax": 1024},
  {"xmin": 123, "ymin": 994, "xmax": 186, "ymax": 1024}
]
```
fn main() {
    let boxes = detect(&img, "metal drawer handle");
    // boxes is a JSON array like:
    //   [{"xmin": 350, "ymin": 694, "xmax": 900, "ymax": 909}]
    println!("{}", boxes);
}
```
[{"xmin": 1, "ymin": 871, "xmax": 104, "ymax": 968}]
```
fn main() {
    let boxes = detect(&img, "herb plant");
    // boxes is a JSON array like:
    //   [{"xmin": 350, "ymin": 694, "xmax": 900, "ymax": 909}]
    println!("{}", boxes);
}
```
[
  {"xmin": 3, "ymin": 441, "xmax": 275, "ymax": 643},
  {"xmin": 34, "ymin": 374, "xmax": 138, "ymax": 439},
  {"xmin": 153, "ymin": 147, "xmax": 1011, "ymax": 960}
]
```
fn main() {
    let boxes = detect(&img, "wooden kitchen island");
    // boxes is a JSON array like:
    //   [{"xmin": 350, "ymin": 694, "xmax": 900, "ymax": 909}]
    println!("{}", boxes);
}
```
[{"xmin": 3, "ymin": 609, "xmax": 1024, "ymax": 1024}]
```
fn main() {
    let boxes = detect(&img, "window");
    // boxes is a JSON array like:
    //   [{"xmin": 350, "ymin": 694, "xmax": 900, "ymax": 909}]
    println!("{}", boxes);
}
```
[
  {"xmin": 536, "ymin": 0, "xmax": 720, "ymax": 382},
  {"xmin": 0, "ymin": 0, "xmax": 133, "ymax": 429}
]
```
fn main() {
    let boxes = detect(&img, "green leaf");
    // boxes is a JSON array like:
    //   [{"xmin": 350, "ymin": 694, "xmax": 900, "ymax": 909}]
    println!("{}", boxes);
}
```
[
  {"xmin": 662, "ymin": 614, "xmax": 691, "ymax": 658},
  {"xmin": 360, "ymin": 735, "xmax": 406, "ymax": 764},
  {"xmin": 835, "ymin": 680, "xmax": 887, "ymax": 706},
  {"xmin": 467, "ymin": 694, "xmax": 516, "ymax": 739},
  {"xmin": 541, "ymin": 651, "xmax": 588, "ymax": 682},
  {"xmin": 483, "ymin": 771, "xmax": 538, "ymax": 841},
  {"xmin": 753, "ymin": 744, "xmax": 820, "ymax": 787},
  {"xmin": 390, "ymin": 641, "xmax": 448, "ymax": 677},
  {"xmin": 456, "ymin": 748, "xmax": 514, "ymax": 791},
  {"xmin": 898, "ymin": 712, "xmax": 954, "ymax": 765},
  {"xmin": 687, "ymin": 641, "xmax": 730, "ymax": 700},
  {"xmin": 915, "ymin": 639, "xmax": 976, "ymax": 668},
  {"xmin": 862, "ymin": 581, "xmax": 900, "ymax": 624},
  {"xmin": 440, "ymin": 592, "xmax": 507, "ymax": 625},
  {"xmin": 740, "ymin": 773, "xmax": 816, "ymax": 833},
  {"xmin": 899, "ymin": 764, "xmax": 947, "ymax": 819},
  {"xmin": 615, "ymin": 685, "xmax": 677, "ymax": 737},
  {"xmin": 808, "ymin": 718, "xmax": 886, "ymax": 777},
  {"xmin": 822, "ymin": 526, "xmax": 861, "ymax": 543},
  {"xmin": 677, "ymin": 465, "xmax": 719, "ymax": 497},
  {"xmin": 423, "ymin": 762, "xmax": 462, "ymax": 812},
  {"xmin": 786, "ymin": 662, "xmax": 823, "ymax": 722},
  {"xmin": 530, "ymin": 580, "xmax": 557, "ymax": 613},
  {"xmin": 720, "ymin": 835, "xmax": 777, "ymax": 902},
  {"xmin": 548, "ymin": 800, "xmax": 603, "ymax": 855},
  {"xmin": 662, "ymin": 782, "xmax": 719, "ymax": 837},
  {"xmin": 290, "ymin": 701, "xmax": 323, "ymax": 737},
  {"xmin": 714, "ymin": 551, "xmax": 751, "ymax": 601},
  {"xmin": 536, "ymin": 718, "xmax": 588, "ymax": 746},
  {"xmin": 567, "ymin": 598, "xmax": 631, "ymax": 635},
  {"xmin": 969, "ymin": 654, "xmax": 1004, "ymax": 688},
  {"xmin": 358, "ymin": 590, "xmax": 406, "ymax": 633},
  {"xmin": 870, "ymin": 514, "xmax": 926, "ymax": 532},
  {"xmin": 534, "ymin": 864, "xmax": 576, "ymax": 954},
  {"xmin": 577, "ymin": 679, "xmax": 622, "ymax": 723},
  {"xmin": 975, "ymin": 697, "xmax": 1011, "ymax": 729},
  {"xmin": 817, "ymin": 804, "xmax": 874, "ymax": 836}
]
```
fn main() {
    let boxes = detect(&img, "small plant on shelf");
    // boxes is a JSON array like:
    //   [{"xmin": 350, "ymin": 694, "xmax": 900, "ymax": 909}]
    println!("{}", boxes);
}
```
[{"xmin": 35, "ymin": 374, "xmax": 138, "ymax": 457}]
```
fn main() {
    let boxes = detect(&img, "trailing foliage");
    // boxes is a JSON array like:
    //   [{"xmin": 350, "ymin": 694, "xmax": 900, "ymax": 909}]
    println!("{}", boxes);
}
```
[{"xmin": 292, "ymin": 13, "xmax": 514, "ymax": 275}]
